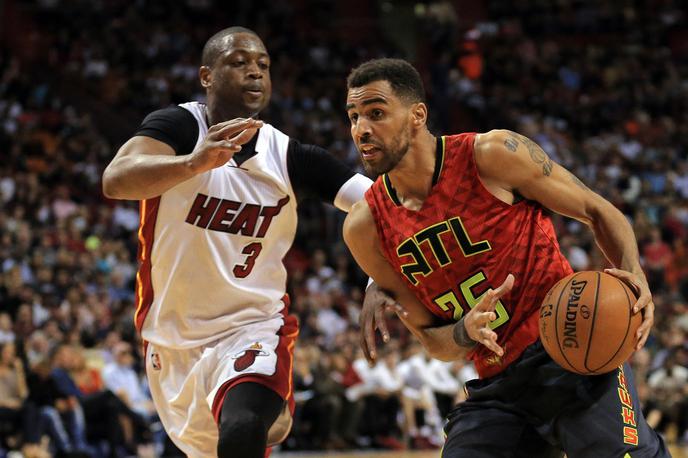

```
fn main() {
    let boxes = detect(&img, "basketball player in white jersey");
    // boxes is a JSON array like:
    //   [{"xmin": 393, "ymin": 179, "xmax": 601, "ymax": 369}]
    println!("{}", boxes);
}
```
[{"xmin": 102, "ymin": 27, "xmax": 373, "ymax": 458}]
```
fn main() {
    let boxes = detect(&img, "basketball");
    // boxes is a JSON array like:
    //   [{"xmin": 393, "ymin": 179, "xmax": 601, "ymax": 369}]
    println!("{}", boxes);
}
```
[{"xmin": 538, "ymin": 271, "xmax": 642, "ymax": 375}]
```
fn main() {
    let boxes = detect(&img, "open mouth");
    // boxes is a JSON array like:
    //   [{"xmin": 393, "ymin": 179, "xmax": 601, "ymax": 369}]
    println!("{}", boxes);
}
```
[{"xmin": 359, "ymin": 143, "xmax": 381, "ymax": 159}]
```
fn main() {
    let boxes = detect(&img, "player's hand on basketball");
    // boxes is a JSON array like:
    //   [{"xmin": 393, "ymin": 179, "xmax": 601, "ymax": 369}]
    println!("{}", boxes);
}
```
[
  {"xmin": 188, "ymin": 117, "xmax": 263, "ymax": 173},
  {"xmin": 464, "ymin": 274, "xmax": 514, "ymax": 356},
  {"xmin": 604, "ymin": 268, "xmax": 654, "ymax": 350},
  {"xmin": 360, "ymin": 282, "xmax": 407, "ymax": 364}
]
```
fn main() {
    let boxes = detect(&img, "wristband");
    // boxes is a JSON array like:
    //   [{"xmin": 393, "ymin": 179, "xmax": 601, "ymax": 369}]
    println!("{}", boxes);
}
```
[{"xmin": 452, "ymin": 318, "xmax": 477, "ymax": 348}]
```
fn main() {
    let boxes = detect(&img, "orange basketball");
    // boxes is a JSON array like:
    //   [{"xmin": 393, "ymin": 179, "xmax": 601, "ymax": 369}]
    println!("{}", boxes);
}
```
[{"xmin": 538, "ymin": 271, "xmax": 642, "ymax": 375}]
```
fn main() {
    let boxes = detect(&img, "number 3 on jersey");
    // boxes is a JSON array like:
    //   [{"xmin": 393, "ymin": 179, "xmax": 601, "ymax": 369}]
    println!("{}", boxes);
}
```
[
  {"xmin": 433, "ymin": 271, "xmax": 510, "ymax": 329},
  {"xmin": 233, "ymin": 242, "xmax": 262, "ymax": 278}
]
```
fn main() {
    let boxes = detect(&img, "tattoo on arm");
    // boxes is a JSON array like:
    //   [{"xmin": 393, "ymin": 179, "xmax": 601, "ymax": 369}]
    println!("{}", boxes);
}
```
[
  {"xmin": 504, "ymin": 136, "xmax": 519, "ymax": 152},
  {"xmin": 568, "ymin": 170, "xmax": 588, "ymax": 189},
  {"xmin": 521, "ymin": 135, "xmax": 553, "ymax": 176},
  {"xmin": 506, "ymin": 132, "xmax": 554, "ymax": 176}
]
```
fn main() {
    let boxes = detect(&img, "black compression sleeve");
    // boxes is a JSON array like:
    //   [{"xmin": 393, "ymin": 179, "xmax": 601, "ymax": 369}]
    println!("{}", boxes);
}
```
[
  {"xmin": 134, "ymin": 106, "xmax": 199, "ymax": 155},
  {"xmin": 286, "ymin": 139, "xmax": 356, "ymax": 203}
]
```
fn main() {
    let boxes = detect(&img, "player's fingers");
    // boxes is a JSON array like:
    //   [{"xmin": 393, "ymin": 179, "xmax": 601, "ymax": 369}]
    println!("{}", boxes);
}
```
[
  {"xmin": 362, "ymin": 314, "xmax": 378, "ymax": 362},
  {"xmin": 203, "ymin": 146, "xmax": 239, "ymax": 168},
  {"xmin": 383, "ymin": 298, "xmax": 407, "ymax": 317},
  {"xmin": 391, "ymin": 303, "xmax": 409, "ymax": 318},
  {"xmin": 474, "ymin": 289, "xmax": 497, "ymax": 311},
  {"xmin": 207, "ymin": 118, "xmax": 253, "ymax": 137},
  {"xmin": 603, "ymin": 268, "xmax": 636, "ymax": 288},
  {"xmin": 360, "ymin": 334, "xmax": 375, "ymax": 365},
  {"xmin": 636, "ymin": 327, "xmax": 650, "ymax": 351},
  {"xmin": 222, "ymin": 140, "xmax": 243, "ymax": 151},
  {"xmin": 208, "ymin": 137, "xmax": 242, "ymax": 150},
  {"xmin": 604, "ymin": 268, "xmax": 650, "ymax": 314},
  {"xmin": 228, "ymin": 126, "xmax": 260, "ymax": 146},
  {"xmin": 635, "ymin": 302, "xmax": 654, "ymax": 350},
  {"xmin": 479, "ymin": 328, "xmax": 503, "ymax": 356},
  {"xmin": 629, "ymin": 280, "xmax": 652, "ymax": 313},
  {"xmin": 603, "ymin": 268, "xmax": 636, "ymax": 290},
  {"xmin": 213, "ymin": 119, "xmax": 262, "ymax": 141},
  {"xmin": 361, "ymin": 325, "xmax": 376, "ymax": 365},
  {"xmin": 493, "ymin": 273, "xmax": 515, "ymax": 299},
  {"xmin": 374, "ymin": 306, "xmax": 390, "ymax": 343},
  {"xmin": 474, "ymin": 310, "xmax": 497, "ymax": 326},
  {"xmin": 632, "ymin": 293, "xmax": 651, "ymax": 315},
  {"xmin": 474, "ymin": 275, "xmax": 513, "ymax": 313}
]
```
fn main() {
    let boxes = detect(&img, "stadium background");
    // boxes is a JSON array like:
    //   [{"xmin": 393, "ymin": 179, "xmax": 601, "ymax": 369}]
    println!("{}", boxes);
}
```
[{"xmin": 0, "ymin": 0, "xmax": 686, "ymax": 457}]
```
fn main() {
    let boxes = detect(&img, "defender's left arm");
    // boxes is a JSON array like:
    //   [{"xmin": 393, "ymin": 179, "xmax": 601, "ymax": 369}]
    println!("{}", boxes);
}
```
[
  {"xmin": 474, "ymin": 129, "xmax": 652, "ymax": 350},
  {"xmin": 286, "ymin": 140, "xmax": 372, "ymax": 211}
]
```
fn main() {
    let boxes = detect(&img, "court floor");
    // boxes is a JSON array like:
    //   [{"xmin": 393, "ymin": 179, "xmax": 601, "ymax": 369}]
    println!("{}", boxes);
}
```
[{"xmin": 275, "ymin": 445, "xmax": 687, "ymax": 457}]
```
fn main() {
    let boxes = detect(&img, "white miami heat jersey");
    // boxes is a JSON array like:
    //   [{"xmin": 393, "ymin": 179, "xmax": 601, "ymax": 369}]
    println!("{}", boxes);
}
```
[{"xmin": 135, "ymin": 102, "xmax": 298, "ymax": 348}]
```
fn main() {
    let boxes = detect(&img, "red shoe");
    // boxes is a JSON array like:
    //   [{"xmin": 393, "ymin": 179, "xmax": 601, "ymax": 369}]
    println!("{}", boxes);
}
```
[
  {"xmin": 412, "ymin": 435, "xmax": 439, "ymax": 450},
  {"xmin": 375, "ymin": 435, "xmax": 406, "ymax": 450}
]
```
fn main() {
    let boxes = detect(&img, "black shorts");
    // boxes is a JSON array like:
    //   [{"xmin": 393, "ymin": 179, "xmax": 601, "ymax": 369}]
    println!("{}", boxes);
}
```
[{"xmin": 443, "ymin": 341, "xmax": 671, "ymax": 458}]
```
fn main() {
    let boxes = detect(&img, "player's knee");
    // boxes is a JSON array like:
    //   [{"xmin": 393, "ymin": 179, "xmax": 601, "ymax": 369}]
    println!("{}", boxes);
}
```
[
  {"xmin": 217, "ymin": 410, "xmax": 267, "ymax": 458},
  {"xmin": 266, "ymin": 406, "xmax": 292, "ymax": 446}
]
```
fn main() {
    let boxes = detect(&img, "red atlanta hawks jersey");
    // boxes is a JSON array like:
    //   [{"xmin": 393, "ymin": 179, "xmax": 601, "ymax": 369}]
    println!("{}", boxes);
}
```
[{"xmin": 365, "ymin": 133, "xmax": 573, "ymax": 378}]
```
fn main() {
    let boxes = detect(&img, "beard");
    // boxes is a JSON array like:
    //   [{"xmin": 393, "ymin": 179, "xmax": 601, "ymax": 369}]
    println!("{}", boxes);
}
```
[{"xmin": 361, "ymin": 124, "xmax": 411, "ymax": 175}]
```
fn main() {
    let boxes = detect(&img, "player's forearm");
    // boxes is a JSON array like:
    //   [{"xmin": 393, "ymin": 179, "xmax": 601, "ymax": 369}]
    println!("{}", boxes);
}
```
[
  {"xmin": 589, "ymin": 202, "xmax": 644, "ymax": 276},
  {"xmin": 399, "ymin": 315, "xmax": 470, "ymax": 361},
  {"xmin": 103, "ymin": 153, "xmax": 197, "ymax": 200}
]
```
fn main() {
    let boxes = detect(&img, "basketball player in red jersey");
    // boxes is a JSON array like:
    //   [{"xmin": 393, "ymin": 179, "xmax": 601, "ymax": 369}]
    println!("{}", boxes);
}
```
[{"xmin": 344, "ymin": 59, "xmax": 670, "ymax": 457}]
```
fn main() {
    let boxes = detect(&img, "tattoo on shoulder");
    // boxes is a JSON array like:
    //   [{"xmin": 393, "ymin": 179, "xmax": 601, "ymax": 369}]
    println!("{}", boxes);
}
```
[
  {"xmin": 569, "ymin": 171, "xmax": 588, "ymax": 189},
  {"xmin": 504, "ymin": 135, "xmax": 519, "ymax": 152},
  {"xmin": 512, "ymin": 133, "xmax": 554, "ymax": 177}
]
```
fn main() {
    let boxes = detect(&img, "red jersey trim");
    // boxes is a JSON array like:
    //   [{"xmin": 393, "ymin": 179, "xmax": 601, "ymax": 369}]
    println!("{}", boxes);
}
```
[{"xmin": 134, "ymin": 197, "xmax": 161, "ymax": 333}]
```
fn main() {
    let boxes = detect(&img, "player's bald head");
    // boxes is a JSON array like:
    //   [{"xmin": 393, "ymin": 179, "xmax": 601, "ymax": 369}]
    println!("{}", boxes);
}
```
[{"xmin": 201, "ymin": 26, "xmax": 262, "ymax": 67}]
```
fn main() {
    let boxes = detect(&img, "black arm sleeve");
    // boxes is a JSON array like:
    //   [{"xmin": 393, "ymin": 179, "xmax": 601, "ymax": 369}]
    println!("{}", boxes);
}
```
[
  {"xmin": 286, "ymin": 139, "xmax": 357, "ymax": 204},
  {"xmin": 134, "ymin": 106, "xmax": 199, "ymax": 155}
]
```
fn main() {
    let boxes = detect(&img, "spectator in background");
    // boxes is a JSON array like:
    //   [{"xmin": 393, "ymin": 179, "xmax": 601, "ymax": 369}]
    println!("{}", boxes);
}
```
[
  {"xmin": 26, "ymin": 358, "xmax": 88, "ymax": 457},
  {"xmin": 643, "ymin": 227, "xmax": 673, "ymax": 291},
  {"xmin": 395, "ymin": 343, "xmax": 443, "ymax": 449},
  {"xmin": 101, "ymin": 342, "xmax": 155, "ymax": 420},
  {"xmin": 0, "ymin": 313, "xmax": 15, "ymax": 343},
  {"xmin": 647, "ymin": 350, "xmax": 688, "ymax": 442},
  {"xmin": 71, "ymin": 347, "xmax": 153, "ymax": 457},
  {"xmin": 349, "ymin": 347, "xmax": 404, "ymax": 450},
  {"xmin": 48, "ymin": 345, "xmax": 92, "ymax": 455},
  {"xmin": 0, "ymin": 341, "xmax": 47, "ymax": 457},
  {"xmin": 425, "ymin": 358, "xmax": 461, "ymax": 418},
  {"xmin": 290, "ymin": 344, "xmax": 348, "ymax": 450}
]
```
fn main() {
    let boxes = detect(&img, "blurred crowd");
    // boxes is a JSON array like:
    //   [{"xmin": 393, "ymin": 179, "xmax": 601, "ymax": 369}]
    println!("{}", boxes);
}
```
[{"xmin": 1, "ymin": 0, "xmax": 687, "ymax": 456}]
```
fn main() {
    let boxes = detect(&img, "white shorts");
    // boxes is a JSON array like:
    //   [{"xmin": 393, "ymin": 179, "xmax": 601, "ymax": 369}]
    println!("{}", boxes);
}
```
[{"xmin": 145, "ymin": 312, "xmax": 298, "ymax": 458}]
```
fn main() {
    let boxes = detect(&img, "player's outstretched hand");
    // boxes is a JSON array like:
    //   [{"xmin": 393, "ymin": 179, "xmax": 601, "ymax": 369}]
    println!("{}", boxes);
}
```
[
  {"xmin": 464, "ymin": 274, "xmax": 514, "ymax": 356},
  {"xmin": 604, "ymin": 268, "xmax": 654, "ymax": 350},
  {"xmin": 359, "ymin": 282, "xmax": 407, "ymax": 365},
  {"xmin": 188, "ymin": 118, "xmax": 263, "ymax": 174}
]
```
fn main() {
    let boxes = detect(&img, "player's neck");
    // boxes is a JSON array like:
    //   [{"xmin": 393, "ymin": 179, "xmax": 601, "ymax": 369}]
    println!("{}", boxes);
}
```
[
  {"xmin": 206, "ymin": 102, "xmax": 257, "ymax": 126},
  {"xmin": 387, "ymin": 130, "xmax": 437, "ymax": 208}
]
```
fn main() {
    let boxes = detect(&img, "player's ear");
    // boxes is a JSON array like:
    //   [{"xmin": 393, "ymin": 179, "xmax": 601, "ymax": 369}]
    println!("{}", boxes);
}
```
[
  {"xmin": 411, "ymin": 102, "xmax": 428, "ymax": 128},
  {"xmin": 199, "ymin": 66, "xmax": 212, "ymax": 88}
]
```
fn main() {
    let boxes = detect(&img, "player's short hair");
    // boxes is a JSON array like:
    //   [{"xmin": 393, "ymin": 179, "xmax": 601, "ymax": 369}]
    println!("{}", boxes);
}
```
[
  {"xmin": 347, "ymin": 58, "xmax": 425, "ymax": 104},
  {"xmin": 201, "ymin": 26, "xmax": 260, "ymax": 67}
]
